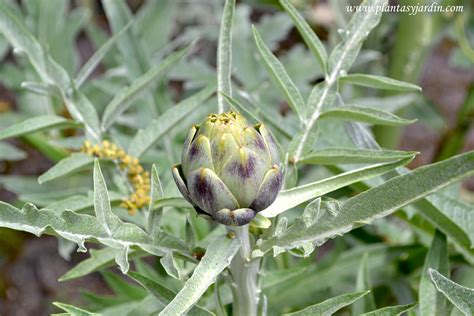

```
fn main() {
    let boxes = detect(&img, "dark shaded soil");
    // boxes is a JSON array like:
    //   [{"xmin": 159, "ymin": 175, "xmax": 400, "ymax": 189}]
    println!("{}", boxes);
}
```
[{"xmin": 0, "ymin": 237, "xmax": 110, "ymax": 316}]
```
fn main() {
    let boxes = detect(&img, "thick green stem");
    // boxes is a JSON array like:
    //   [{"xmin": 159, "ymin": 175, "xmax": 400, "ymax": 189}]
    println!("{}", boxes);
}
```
[{"xmin": 228, "ymin": 225, "xmax": 260, "ymax": 316}]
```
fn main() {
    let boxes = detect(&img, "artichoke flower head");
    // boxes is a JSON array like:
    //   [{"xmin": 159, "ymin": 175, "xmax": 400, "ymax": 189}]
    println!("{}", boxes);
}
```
[{"xmin": 172, "ymin": 110, "xmax": 282, "ymax": 226}]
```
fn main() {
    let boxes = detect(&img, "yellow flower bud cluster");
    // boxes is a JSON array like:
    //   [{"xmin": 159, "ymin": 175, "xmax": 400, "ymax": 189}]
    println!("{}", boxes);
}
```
[
  {"xmin": 0, "ymin": 100, "xmax": 12, "ymax": 113},
  {"xmin": 81, "ymin": 140, "xmax": 150, "ymax": 215}
]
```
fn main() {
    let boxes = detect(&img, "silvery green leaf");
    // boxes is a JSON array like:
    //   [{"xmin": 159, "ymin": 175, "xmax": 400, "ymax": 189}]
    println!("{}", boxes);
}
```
[
  {"xmin": 419, "ymin": 231, "xmax": 450, "ymax": 316},
  {"xmin": 149, "ymin": 164, "xmax": 164, "ymax": 202},
  {"xmin": 75, "ymin": 21, "xmax": 132, "ymax": 88},
  {"xmin": 0, "ymin": 2, "xmax": 46, "ymax": 83},
  {"xmin": 250, "ymin": 213, "xmax": 271, "ymax": 229},
  {"xmin": 306, "ymin": 81, "xmax": 337, "ymax": 113},
  {"xmin": 53, "ymin": 198, "xmax": 96, "ymax": 217},
  {"xmin": 152, "ymin": 197, "xmax": 193, "ymax": 210},
  {"xmin": 0, "ymin": 3, "xmax": 101, "ymax": 140},
  {"xmin": 0, "ymin": 175, "xmax": 68, "ymax": 197},
  {"xmin": 345, "ymin": 115, "xmax": 474, "ymax": 263},
  {"xmin": 288, "ymin": 129, "xmax": 319, "ymax": 160},
  {"xmin": 126, "ymin": 295, "xmax": 166, "ymax": 315},
  {"xmin": 101, "ymin": 44, "xmax": 192, "ymax": 130},
  {"xmin": 0, "ymin": 115, "xmax": 80, "ymax": 141},
  {"xmin": 38, "ymin": 153, "xmax": 95, "ymax": 184},
  {"xmin": 147, "ymin": 165, "xmax": 164, "ymax": 237},
  {"xmin": 429, "ymin": 269, "xmax": 474, "ymax": 316},
  {"xmin": 259, "ymin": 151, "xmax": 474, "ymax": 253},
  {"xmin": 214, "ymin": 276, "xmax": 228, "ymax": 316},
  {"xmin": 427, "ymin": 194, "xmax": 474, "ymax": 248},
  {"xmin": 0, "ymin": 200, "xmax": 191, "ymax": 274},
  {"xmin": 327, "ymin": 0, "xmax": 387, "ymax": 77},
  {"xmin": 36, "ymin": 2, "xmax": 88, "ymax": 75},
  {"xmin": 286, "ymin": 199, "xmax": 339, "ymax": 258},
  {"xmin": 253, "ymin": 26, "xmax": 305, "ymax": 122},
  {"xmin": 353, "ymin": 94, "xmax": 417, "ymax": 113},
  {"xmin": 53, "ymin": 302, "xmax": 99, "ymax": 316},
  {"xmin": 300, "ymin": 198, "xmax": 321, "ymax": 228},
  {"xmin": 360, "ymin": 303, "xmax": 417, "ymax": 316},
  {"xmin": 296, "ymin": 0, "xmax": 387, "ymax": 161},
  {"xmin": 275, "ymin": 217, "xmax": 288, "ymax": 237},
  {"xmin": 160, "ymin": 251, "xmax": 180, "ymax": 280},
  {"xmin": 414, "ymin": 199, "xmax": 474, "ymax": 264},
  {"xmin": 327, "ymin": 41, "xmax": 360, "ymax": 81},
  {"xmin": 298, "ymin": 147, "xmax": 417, "ymax": 165},
  {"xmin": 352, "ymin": 254, "xmax": 375, "ymax": 315},
  {"xmin": 279, "ymin": 0, "xmax": 327, "ymax": 73},
  {"xmin": 57, "ymin": 237, "xmax": 77, "ymax": 261},
  {"xmin": 160, "ymin": 235, "xmax": 240, "ymax": 316},
  {"xmin": 59, "ymin": 247, "xmax": 144, "ymax": 281},
  {"xmin": 20, "ymin": 190, "xmax": 91, "ymax": 208},
  {"xmin": 0, "ymin": 156, "xmax": 190, "ymax": 277},
  {"xmin": 45, "ymin": 192, "xmax": 122, "ymax": 214},
  {"xmin": 136, "ymin": 1, "xmax": 176, "ymax": 55},
  {"xmin": 271, "ymin": 246, "xmax": 285, "ymax": 258},
  {"xmin": 299, "ymin": 148, "xmax": 417, "ymax": 165},
  {"xmin": 67, "ymin": 90, "xmax": 102, "ymax": 139},
  {"xmin": 339, "ymin": 74, "xmax": 422, "ymax": 92},
  {"xmin": 217, "ymin": 0, "xmax": 235, "ymax": 113},
  {"xmin": 294, "ymin": 81, "xmax": 336, "ymax": 161},
  {"xmin": 319, "ymin": 106, "xmax": 416, "ymax": 126},
  {"xmin": 128, "ymin": 83, "xmax": 215, "ymax": 157},
  {"xmin": 266, "ymin": 244, "xmax": 416, "ymax": 310},
  {"xmin": 93, "ymin": 159, "xmax": 136, "ymax": 273},
  {"xmin": 101, "ymin": 0, "xmax": 149, "ymax": 78},
  {"xmin": 185, "ymin": 214, "xmax": 196, "ymax": 250},
  {"xmin": 0, "ymin": 142, "xmax": 26, "ymax": 161},
  {"xmin": 261, "ymin": 156, "xmax": 413, "ymax": 218},
  {"xmin": 128, "ymin": 272, "xmax": 214, "ymax": 316},
  {"xmin": 283, "ymin": 162, "xmax": 298, "ymax": 189},
  {"xmin": 21, "ymin": 81, "xmax": 59, "ymax": 96},
  {"xmin": 93, "ymin": 160, "xmax": 121, "ymax": 236},
  {"xmin": 62, "ymin": 89, "xmax": 102, "ymax": 142},
  {"xmin": 283, "ymin": 291, "xmax": 369, "ymax": 316},
  {"xmin": 344, "ymin": 121, "xmax": 379, "ymax": 149},
  {"xmin": 294, "ymin": 241, "xmax": 316, "ymax": 258}
]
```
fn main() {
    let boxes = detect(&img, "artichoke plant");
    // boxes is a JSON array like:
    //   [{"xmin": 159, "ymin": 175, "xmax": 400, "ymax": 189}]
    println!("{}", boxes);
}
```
[{"xmin": 172, "ymin": 110, "xmax": 283, "ymax": 226}]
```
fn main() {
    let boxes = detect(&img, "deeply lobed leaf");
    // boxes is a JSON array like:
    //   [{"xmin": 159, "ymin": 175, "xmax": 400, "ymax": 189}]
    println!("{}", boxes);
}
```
[
  {"xmin": 0, "ymin": 201, "xmax": 190, "ymax": 271},
  {"xmin": 261, "ymin": 156, "xmax": 414, "ymax": 218},
  {"xmin": 258, "ymin": 151, "xmax": 474, "ymax": 254}
]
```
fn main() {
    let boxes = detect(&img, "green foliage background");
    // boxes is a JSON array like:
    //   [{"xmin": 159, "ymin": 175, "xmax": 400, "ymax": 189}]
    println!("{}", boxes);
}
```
[{"xmin": 0, "ymin": 0, "xmax": 472, "ymax": 315}]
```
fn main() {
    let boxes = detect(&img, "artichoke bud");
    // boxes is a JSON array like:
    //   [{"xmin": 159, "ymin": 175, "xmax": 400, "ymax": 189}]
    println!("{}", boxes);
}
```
[{"xmin": 172, "ymin": 110, "xmax": 283, "ymax": 226}]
